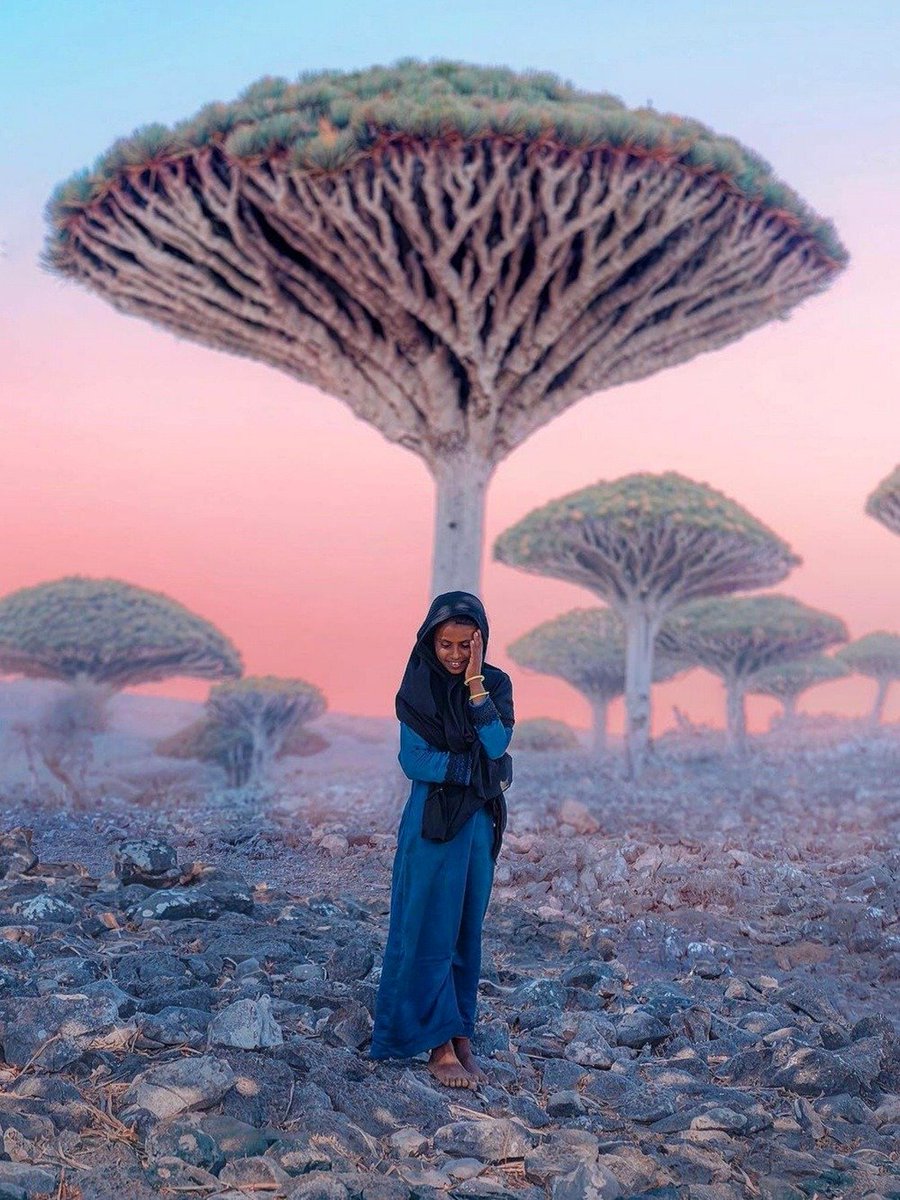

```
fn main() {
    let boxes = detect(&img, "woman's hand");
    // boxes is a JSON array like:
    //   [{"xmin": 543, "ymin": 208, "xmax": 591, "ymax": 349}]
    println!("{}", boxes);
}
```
[{"xmin": 465, "ymin": 629, "xmax": 484, "ymax": 684}]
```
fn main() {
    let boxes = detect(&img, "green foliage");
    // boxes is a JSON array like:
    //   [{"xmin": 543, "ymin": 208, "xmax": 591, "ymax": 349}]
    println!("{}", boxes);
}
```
[
  {"xmin": 657, "ymin": 594, "xmax": 849, "ymax": 677},
  {"xmin": 865, "ymin": 464, "xmax": 900, "ymax": 527},
  {"xmin": 0, "ymin": 576, "xmax": 242, "ymax": 689},
  {"xmin": 746, "ymin": 654, "xmax": 849, "ymax": 699},
  {"xmin": 834, "ymin": 632, "xmax": 900, "ymax": 679},
  {"xmin": 45, "ymin": 59, "xmax": 847, "ymax": 264},
  {"xmin": 508, "ymin": 606, "xmax": 686, "ymax": 697},
  {"xmin": 512, "ymin": 717, "xmax": 580, "ymax": 751},
  {"xmin": 494, "ymin": 471, "xmax": 799, "ymax": 578}
]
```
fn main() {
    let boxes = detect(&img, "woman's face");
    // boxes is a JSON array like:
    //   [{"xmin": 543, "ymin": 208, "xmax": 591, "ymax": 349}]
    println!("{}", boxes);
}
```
[{"xmin": 433, "ymin": 620, "xmax": 477, "ymax": 675}]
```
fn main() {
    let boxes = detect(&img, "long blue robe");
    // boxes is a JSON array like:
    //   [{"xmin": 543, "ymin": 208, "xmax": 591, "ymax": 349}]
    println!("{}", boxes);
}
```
[{"xmin": 370, "ymin": 694, "xmax": 513, "ymax": 1060}]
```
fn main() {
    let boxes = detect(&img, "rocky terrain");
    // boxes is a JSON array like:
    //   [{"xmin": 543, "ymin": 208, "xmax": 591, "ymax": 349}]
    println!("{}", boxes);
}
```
[{"xmin": 0, "ymin": 691, "xmax": 897, "ymax": 1199}]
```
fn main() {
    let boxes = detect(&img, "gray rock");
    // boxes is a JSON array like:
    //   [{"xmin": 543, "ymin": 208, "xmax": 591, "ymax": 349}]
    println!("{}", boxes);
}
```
[
  {"xmin": 145, "ymin": 1114, "xmax": 226, "ymax": 1173},
  {"xmin": 433, "ymin": 1118, "xmax": 533, "ymax": 1163},
  {"xmin": 114, "ymin": 837, "xmax": 181, "ymax": 887},
  {"xmin": 546, "ymin": 1090, "xmax": 586, "ymax": 1118},
  {"xmin": 0, "ymin": 1161, "xmax": 59, "ymax": 1196},
  {"xmin": 140, "ymin": 1006, "xmax": 212, "ymax": 1047},
  {"xmin": 122, "ymin": 1054, "xmax": 235, "ymax": 1119},
  {"xmin": 772, "ymin": 1048, "xmax": 861, "ymax": 1097},
  {"xmin": 615, "ymin": 1010, "xmax": 669, "ymax": 1048},
  {"xmin": 207, "ymin": 996, "xmax": 283, "ymax": 1049},
  {"xmin": 551, "ymin": 1161, "xmax": 621, "ymax": 1199},
  {"xmin": 14, "ymin": 893, "xmax": 76, "ymax": 923},
  {"xmin": 2, "ymin": 994, "xmax": 121, "ymax": 1070}
]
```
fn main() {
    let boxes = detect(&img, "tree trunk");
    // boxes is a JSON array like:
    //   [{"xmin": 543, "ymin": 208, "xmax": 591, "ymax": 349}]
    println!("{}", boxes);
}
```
[
  {"xmin": 430, "ymin": 451, "xmax": 495, "ymax": 598},
  {"xmin": 588, "ymin": 694, "xmax": 609, "ymax": 756},
  {"xmin": 623, "ymin": 604, "xmax": 658, "ymax": 781},
  {"xmin": 782, "ymin": 693, "xmax": 798, "ymax": 722},
  {"xmin": 870, "ymin": 676, "xmax": 890, "ymax": 727},
  {"xmin": 726, "ymin": 676, "xmax": 747, "ymax": 752}
]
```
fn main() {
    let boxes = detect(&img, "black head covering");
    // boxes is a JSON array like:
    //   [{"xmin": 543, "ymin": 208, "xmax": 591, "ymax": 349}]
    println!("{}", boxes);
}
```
[{"xmin": 396, "ymin": 591, "xmax": 514, "ymax": 856}]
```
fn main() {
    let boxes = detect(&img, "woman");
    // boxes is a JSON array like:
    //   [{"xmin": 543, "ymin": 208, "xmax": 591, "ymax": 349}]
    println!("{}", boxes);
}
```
[{"xmin": 370, "ymin": 590, "xmax": 514, "ymax": 1087}]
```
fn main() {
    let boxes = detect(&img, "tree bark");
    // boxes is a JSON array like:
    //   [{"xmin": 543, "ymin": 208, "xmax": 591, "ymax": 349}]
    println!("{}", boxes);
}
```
[
  {"xmin": 870, "ymin": 676, "xmax": 890, "ymax": 727},
  {"xmin": 623, "ymin": 604, "xmax": 658, "ymax": 781},
  {"xmin": 588, "ymin": 694, "xmax": 609, "ymax": 757},
  {"xmin": 429, "ymin": 452, "xmax": 495, "ymax": 598},
  {"xmin": 726, "ymin": 675, "xmax": 748, "ymax": 752}
]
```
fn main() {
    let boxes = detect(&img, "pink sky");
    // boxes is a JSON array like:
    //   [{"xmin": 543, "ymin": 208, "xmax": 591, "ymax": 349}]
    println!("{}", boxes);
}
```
[{"xmin": 3, "ymin": 165, "xmax": 899, "ymax": 736}]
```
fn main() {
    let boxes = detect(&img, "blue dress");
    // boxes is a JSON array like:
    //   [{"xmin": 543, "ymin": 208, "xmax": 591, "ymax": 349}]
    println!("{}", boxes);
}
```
[{"xmin": 370, "ymin": 694, "xmax": 513, "ymax": 1060}]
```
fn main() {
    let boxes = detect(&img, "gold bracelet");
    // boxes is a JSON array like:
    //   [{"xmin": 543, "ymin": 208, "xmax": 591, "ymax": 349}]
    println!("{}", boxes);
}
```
[
  {"xmin": 466, "ymin": 674, "xmax": 485, "ymax": 685},
  {"xmin": 469, "ymin": 690, "xmax": 489, "ymax": 700}
]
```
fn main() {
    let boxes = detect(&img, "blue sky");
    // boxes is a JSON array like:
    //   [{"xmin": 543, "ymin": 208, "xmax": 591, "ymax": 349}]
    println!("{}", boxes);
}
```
[{"xmin": 2, "ymin": 0, "xmax": 898, "ymax": 257}]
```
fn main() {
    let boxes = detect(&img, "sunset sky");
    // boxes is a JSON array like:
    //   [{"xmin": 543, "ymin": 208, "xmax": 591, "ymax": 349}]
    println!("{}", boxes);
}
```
[{"xmin": 2, "ymin": 1, "xmax": 899, "ymax": 735}]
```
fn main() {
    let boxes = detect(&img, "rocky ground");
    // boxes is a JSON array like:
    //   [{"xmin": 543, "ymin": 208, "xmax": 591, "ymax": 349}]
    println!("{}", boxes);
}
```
[{"xmin": 0, "ymin": 704, "xmax": 897, "ymax": 1200}]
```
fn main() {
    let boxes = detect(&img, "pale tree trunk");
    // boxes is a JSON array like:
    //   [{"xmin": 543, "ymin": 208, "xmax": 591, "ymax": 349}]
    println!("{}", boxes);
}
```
[
  {"xmin": 429, "ymin": 451, "xmax": 495, "ymax": 598},
  {"xmin": 782, "ymin": 693, "xmax": 798, "ymax": 722},
  {"xmin": 726, "ymin": 675, "xmax": 748, "ymax": 753},
  {"xmin": 588, "ymin": 693, "xmax": 609, "ymax": 756},
  {"xmin": 623, "ymin": 603, "xmax": 659, "ymax": 781},
  {"xmin": 869, "ymin": 677, "xmax": 890, "ymax": 727}
]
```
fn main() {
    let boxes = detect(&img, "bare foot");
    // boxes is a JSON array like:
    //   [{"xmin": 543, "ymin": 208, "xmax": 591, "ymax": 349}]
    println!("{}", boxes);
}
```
[
  {"xmin": 427, "ymin": 1040, "xmax": 471, "ymax": 1088},
  {"xmin": 453, "ymin": 1036, "xmax": 488, "ymax": 1084}
]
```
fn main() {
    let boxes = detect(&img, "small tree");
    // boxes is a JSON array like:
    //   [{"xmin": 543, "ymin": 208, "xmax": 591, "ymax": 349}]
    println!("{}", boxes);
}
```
[
  {"xmin": 657, "ymin": 594, "xmax": 848, "ymax": 750},
  {"xmin": 507, "ymin": 606, "xmax": 686, "ymax": 756},
  {"xmin": 495, "ymin": 472, "xmax": 800, "ymax": 777},
  {"xmin": 746, "ymin": 654, "xmax": 849, "ymax": 726},
  {"xmin": 865, "ymin": 466, "xmax": 900, "ymax": 536},
  {"xmin": 206, "ymin": 676, "xmax": 326, "ymax": 785},
  {"xmin": 512, "ymin": 717, "xmax": 580, "ymax": 752},
  {"xmin": 0, "ymin": 576, "xmax": 242, "ymax": 688},
  {"xmin": 834, "ymin": 633, "xmax": 900, "ymax": 727},
  {"xmin": 45, "ymin": 61, "xmax": 846, "ymax": 595}
]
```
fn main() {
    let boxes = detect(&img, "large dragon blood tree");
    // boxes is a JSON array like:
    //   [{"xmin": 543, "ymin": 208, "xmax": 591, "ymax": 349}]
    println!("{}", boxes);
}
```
[
  {"xmin": 507, "ymin": 606, "xmax": 687, "ymax": 755},
  {"xmin": 0, "ymin": 576, "xmax": 242, "ymax": 727},
  {"xmin": 834, "ymin": 632, "xmax": 900, "ymax": 727},
  {"xmin": 45, "ymin": 61, "xmax": 846, "ymax": 596},
  {"xmin": 746, "ymin": 653, "xmax": 849, "ymax": 727},
  {"xmin": 866, "ymin": 466, "xmax": 900, "ymax": 537},
  {"xmin": 656, "ymin": 594, "xmax": 848, "ymax": 750},
  {"xmin": 494, "ymin": 471, "xmax": 801, "ymax": 777}
]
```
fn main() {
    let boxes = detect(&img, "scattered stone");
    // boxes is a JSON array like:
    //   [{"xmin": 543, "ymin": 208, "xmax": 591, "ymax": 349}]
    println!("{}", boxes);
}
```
[
  {"xmin": 122, "ymin": 1055, "xmax": 235, "ymax": 1119},
  {"xmin": 207, "ymin": 996, "xmax": 283, "ymax": 1049}
]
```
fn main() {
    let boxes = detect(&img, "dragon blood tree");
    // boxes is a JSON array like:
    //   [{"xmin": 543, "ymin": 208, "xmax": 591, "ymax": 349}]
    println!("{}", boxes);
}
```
[
  {"xmin": 507, "ymin": 606, "xmax": 687, "ymax": 756},
  {"xmin": 494, "ymin": 471, "xmax": 801, "ymax": 777},
  {"xmin": 657, "ymin": 594, "xmax": 848, "ymax": 750},
  {"xmin": 44, "ymin": 62, "xmax": 846, "ymax": 596},
  {"xmin": 746, "ymin": 654, "xmax": 849, "ymax": 726},
  {"xmin": 0, "ymin": 577, "xmax": 242, "ymax": 704},
  {"xmin": 866, "ymin": 466, "xmax": 900, "ymax": 536},
  {"xmin": 834, "ymin": 633, "xmax": 900, "ymax": 727}
]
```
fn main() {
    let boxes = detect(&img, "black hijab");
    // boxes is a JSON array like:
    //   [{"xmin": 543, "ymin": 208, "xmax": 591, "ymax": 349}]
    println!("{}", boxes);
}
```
[{"xmin": 395, "ymin": 591, "xmax": 514, "ymax": 857}]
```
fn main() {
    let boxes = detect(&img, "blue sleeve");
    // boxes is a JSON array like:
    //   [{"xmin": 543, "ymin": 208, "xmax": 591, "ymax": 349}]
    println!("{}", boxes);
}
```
[
  {"xmin": 398, "ymin": 723, "xmax": 472, "ymax": 784},
  {"xmin": 469, "ymin": 695, "xmax": 514, "ymax": 760}
]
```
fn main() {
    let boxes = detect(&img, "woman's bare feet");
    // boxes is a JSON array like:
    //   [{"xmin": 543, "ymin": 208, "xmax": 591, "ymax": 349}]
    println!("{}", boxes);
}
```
[
  {"xmin": 427, "ymin": 1040, "xmax": 471, "ymax": 1088},
  {"xmin": 453, "ymin": 1036, "xmax": 488, "ymax": 1084}
]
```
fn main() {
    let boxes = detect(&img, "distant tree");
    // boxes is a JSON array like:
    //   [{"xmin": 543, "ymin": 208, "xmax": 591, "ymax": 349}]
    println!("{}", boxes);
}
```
[
  {"xmin": 159, "ymin": 675, "xmax": 327, "ymax": 786},
  {"xmin": 834, "ymin": 632, "xmax": 900, "ymax": 727},
  {"xmin": 508, "ymin": 606, "xmax": 687, "ymax": 756},
  {"xmin": 0, "ymin": 577, "xmax": 242, "ymax": 730},
  {"xmin": 865, "ymin": 466, "xmax": 900, "ymax": 536},
  {"xmin": 495, "ymin": 472, "xmax": 800, "ymax": 777},
  {"xmin": 45, "ymin": 61, "xmax": 846, "ymax": 595},
  {"xmin": 512, "ymin": 717, "xmax": 580, "ymax": 752},
  {"xmin": 657, "ymin": 594, "xmax": 848, "ymax": 751},
  {"xmin": 746, "ymin": 654, "xmax": 849, "ymax": 725}
]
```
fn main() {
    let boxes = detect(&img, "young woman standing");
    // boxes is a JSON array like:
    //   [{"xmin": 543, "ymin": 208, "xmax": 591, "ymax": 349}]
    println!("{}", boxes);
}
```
[{"xmin": 370, "ymin": 591, "xmax": 514, "ymax": 1087}]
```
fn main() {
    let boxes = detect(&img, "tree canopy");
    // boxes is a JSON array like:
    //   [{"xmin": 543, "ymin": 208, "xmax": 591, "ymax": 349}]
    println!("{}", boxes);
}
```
[
  {"xmin": 508, "ymin": 606, "xmax": 686, "ymax": 697},
  {"xmin": 44, "ymin": 61, "xmax": 845, "ymax": 595},
  {"xmin": 0, "ymin": 577, "xmax": 242, "ymax": 688},
  {"xmin": 657, "ymin": 593, "xmax": 848, "ymax": 746},
  {"xmin": 865, "ymin": 465, "xmax": 900, "ymax": 537},
  {"xmin": 494, "ymin": 472, "xmax": 800, "ymax": 605}
]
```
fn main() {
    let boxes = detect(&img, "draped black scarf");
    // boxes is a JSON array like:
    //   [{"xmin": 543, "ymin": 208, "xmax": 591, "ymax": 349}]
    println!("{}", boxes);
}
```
[{"xmin": 395, "ymin": 591, "xmax": 514, "ymax": 858}]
